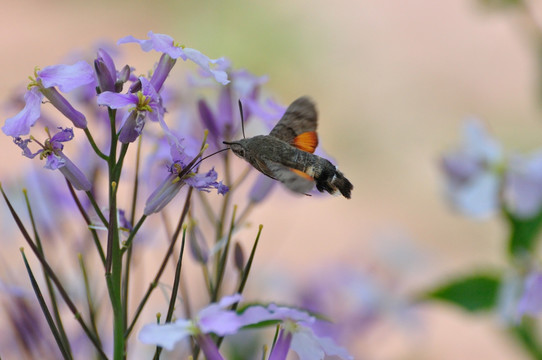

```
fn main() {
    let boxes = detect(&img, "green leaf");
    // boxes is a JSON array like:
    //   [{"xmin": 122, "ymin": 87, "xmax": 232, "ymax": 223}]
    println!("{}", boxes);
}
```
[
  {"xmin": 421, "ymin": 273, "xmax": 500, "ymax": 312},
  {"xmin": 506, "ymin": 210, "xmax": 542, "ymax": 258}
]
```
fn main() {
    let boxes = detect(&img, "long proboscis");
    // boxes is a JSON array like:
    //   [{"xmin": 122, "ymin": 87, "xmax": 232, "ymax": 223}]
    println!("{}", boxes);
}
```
[{"xmin": 184, "ymin": 147, "xmax": 230, "ymax": 175}]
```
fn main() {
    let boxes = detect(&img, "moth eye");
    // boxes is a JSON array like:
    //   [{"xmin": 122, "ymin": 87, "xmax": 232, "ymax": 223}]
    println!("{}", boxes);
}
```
[{"xmin": 238, "ymin": 148, "xmax": 246, "ymax": 157}]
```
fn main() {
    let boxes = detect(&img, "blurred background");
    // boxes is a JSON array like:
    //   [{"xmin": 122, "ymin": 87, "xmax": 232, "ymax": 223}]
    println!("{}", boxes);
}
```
[{"xmin": 2, "ymin": 0, "xmax": 542, "ymax": 359}]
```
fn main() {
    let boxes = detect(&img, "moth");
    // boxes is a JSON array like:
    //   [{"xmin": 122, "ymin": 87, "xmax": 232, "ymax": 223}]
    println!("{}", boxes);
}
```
[{"xmin": 223, "ymin": 97, "xmax": 353, "ymax": 198}]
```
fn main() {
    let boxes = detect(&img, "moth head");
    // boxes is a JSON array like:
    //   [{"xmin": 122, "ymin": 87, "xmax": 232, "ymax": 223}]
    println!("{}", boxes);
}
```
[{"xmin": 223, "ymin": 141, "xmax": 247, "ymax": 159}]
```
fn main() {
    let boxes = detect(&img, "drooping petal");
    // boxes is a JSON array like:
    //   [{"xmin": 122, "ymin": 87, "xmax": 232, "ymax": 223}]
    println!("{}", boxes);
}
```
[
  {"xmin": 138, "ymin": 319, "xmax": 193, "ymax": 351},
  {"xmin": 2, "ymin": 87, "xmax": 43, "ymax": 137},
  {"xmin": 38, "ymin": 61, "xmax": 95, "ymax": 93},
  {"xmin": 14, "ymin": 137, "xmax": 41, "ymax": 159},
  {"xmin": 183, "ymin": 48, "xmax": 229, "ymax": 85}
]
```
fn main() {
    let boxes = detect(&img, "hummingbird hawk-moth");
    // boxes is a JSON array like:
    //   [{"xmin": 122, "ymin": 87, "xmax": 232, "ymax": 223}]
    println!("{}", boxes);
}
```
[{"xmin": 223, "ymin": 97, "xmax": 353, "ymax": 198}]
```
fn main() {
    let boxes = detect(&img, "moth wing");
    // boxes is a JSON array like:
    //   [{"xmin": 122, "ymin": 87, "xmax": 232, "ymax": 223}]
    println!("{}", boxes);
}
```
[
  {"xmin": 265, "ymin": 160, "xmax": 315, "ymax": 194},
  {"xmin": 269, "ymin": 97, "xmax": 318, "ymax": 150}
]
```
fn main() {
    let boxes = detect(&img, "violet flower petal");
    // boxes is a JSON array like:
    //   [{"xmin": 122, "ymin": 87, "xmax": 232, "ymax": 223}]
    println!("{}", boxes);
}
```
[
  {"xmin": 138, "ymin": 319, "xmax": 192, "ymax": 351},
  {"xmin": 268, "ymin": 330, "xmax": 292, "ymax": 360},
  {"xmin": 38, "ymin": 61, "xmax": 95, "ymax": 93},
  {"xmin": 2, "ymin": 87, "xmax": 43, "ymax": 137}
]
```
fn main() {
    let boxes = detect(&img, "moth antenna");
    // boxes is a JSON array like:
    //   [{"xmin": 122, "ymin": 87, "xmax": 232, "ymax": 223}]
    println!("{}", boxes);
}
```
[{"xmin": 238, "ymin": 99, "xmax": 246, "ymax": 139}]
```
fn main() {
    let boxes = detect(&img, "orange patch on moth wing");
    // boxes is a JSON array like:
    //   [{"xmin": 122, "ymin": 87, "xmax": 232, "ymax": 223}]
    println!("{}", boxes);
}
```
[
  {"xmin": 293, "ymin": 131, "xmax": 318, "ymax": 153},
  {"xmin": 291, "ymin": 168, "xmax": 314, "ymax": 181}
]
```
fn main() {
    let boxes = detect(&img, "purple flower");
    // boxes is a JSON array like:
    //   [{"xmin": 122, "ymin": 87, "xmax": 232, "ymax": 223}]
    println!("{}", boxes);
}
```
[
  {"xmin": 14, "ymin": 128, "xmax": 91, "ymax": 191},
  {"xmin": 3, "ymin": 61, "xmax": 94, "ymax": 137},
  {"xmin": 504, "ymin": 152, "xmax": 542, "ymax": 218},
  {"xmin": 138, "ymin": 294, "xmax": 244, "ymax": 355},
  {"xmin": 239, "ymin": 304, "xmax": 353, "ymax": 360},
  {"xmin": 118, "ymin": 31, "xmax": 229, "ymax": 85},
  {"xmin": 441, "ymin": 119, "xmax": 503, "ymax": 218},
  {"xmin": 94, "ymin": 48, "xmax": 118, "ymax": 93},
  {"xmin": 143, "ymin": 133, "xmax": 228, "ymax": 215},
  {"xmin": 517, "ymin": 271, "xmax": 542, "ymax": 318},
  {"xmin": 97, "ymin": 77, "xmax": 164, "ymax": 143}
]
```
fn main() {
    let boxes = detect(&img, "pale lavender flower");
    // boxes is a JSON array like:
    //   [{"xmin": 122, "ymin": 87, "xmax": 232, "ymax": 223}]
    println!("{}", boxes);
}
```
[
  {"xmin": 504, "ymin": 151, "xmax": 542, "ymax": 218},
  {"xmin": 14, "ymin": 128, "xmax": 91, "ymax": 191},
  {"xmin": 243, "ymin": 304, "xmax": 353, "ymax": 360},
  {"xmin": 441, "ymin": 119, "xmax": 503, "ymax": 218},
  {"xmin": 138, "ymin": 294, "xmax": 243, "ymax": 355},
  {"xmin": 517, "ymin": 271, "xmax": 542, "ymax": 318},
  {"xmin": 97, "ymin": 77, "xmax": 164, "ymax": 143},
  {"xmin": 118, "ymin": 31, "xmax": 229, "ymax": 85},
  {"xmin": 3, "ymin": 61, "xmax": 94, "ymax": 137}
]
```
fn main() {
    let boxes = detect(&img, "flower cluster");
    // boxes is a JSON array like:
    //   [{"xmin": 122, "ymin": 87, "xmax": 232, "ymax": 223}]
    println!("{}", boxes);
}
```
[
  {"xmin": 441, "ymin": 118, "xmax": 542, "ymax": 219},
  {"xmin": 1, "ymin": 31, "xmax": 355, "ymax": 360}
]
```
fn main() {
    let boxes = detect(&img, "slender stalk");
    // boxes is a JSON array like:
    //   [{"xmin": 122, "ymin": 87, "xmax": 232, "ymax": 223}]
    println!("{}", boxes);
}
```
[
  {"xmin": 20, "ymin": 249, "xmax": 73, "ymax": 360},
  {"xmin": 85, "ymin": 190, "xmax": 109, "ymax": 228},
  {"xmin": 125, "ymin": 187, "xmax": 193, "ymax": 339},
  {"xmin": 66, "ymin": 180, "xmax": 106, "ymax": 266},
  {"xmin": 84, "ymin": 127, "xmax": 108, "ymax": 161},
  {"xmin": 23, "ymin": 189, "xmax": 73, "ymax": 356},
  {"xmin": 153, "ymin": 226, "xmax": 187, "ymax": 359},
  {"xmin": 212, "ymin": 205, "xmax": 237, "ymax": 302},
  {"xmin": 123, "ymin": 135, "xmax": 143, "ymax": 332},
  {"xmin": 121, "ymin": 215, "xmax": 147, "ymax": 255},
  {"xmin": 0, "ymin": 184, "xmax": 107, "ymax": 359}
]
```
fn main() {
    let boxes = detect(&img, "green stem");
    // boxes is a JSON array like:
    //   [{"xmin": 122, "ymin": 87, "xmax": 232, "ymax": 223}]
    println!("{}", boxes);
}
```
[
  {"xmin": 84, "ymin": 127, "xmax": 108, "ymax": 161},
  {"xmin": 20, "ymin": 250, "xmax": 73, "ymax": 360},
  {"xmin": 78, "ymin": 254, "xmax": 103, "ymax": 350},
  {"xmin": 0, "ymin": 184, "xmax": 107, "ymax": 359},
  {"xmin": 212, "ymin": 205, "xmax": 237, "ymax": 302},
  {"xmin": 153, "ymin": 227, "xmax": 187, "ymax": 359},
  {"xmin": 125, "ymin": 187, "xmax": 193, "ymax": 339},
  {"xmin": 23, "ymin": 189, "xmax": 73, "ymax": 358},
  {"xmin": 66, "ymin": 180, "xmax": 106, "ymax": 266},
  {"xmin": 123, "ymin": 136, "xmax": 143, "ymax": 332}
]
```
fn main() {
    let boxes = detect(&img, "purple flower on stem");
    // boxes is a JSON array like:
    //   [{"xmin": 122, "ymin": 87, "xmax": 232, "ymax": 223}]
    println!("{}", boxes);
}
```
[
  {"xmin": 504, "ymin": 152, "xmax": 542, "ymax": 219},
  {"xmin": 118, "ymin": 31, "xmax": 229, "ymax": 86},
  {"xmin": 139, "ymin": 294, "xmax": 244, "ymax": 357},
  {"xmin": 14, "ymin": 128, "xmax": 91, "ymax": 191},
  {"xmin": 2, "ymin": 61, "xmax": 95, "ymax": 137},
  {"xmin": 441, "ymin": 119, "xmax": 503, "ymax": 218},
  {"xmin": 517, "ymin": 271, "xmax": 542, "ymax": 319},
  {"xmin": 143, "ymin": 131, "xmax": 228, "ymax": 215},
  {"xmin": 250, "ymin": 305, "xmax": 353, "ymax": 360},
  {"xmin": 97, "ymin": 77, "xmax": 164, "ymax": 143}
]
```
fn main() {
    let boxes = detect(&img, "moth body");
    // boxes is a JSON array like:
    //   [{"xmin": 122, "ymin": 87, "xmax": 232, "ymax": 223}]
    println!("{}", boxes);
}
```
[{"xmin": 224, "ymin": 97, "xmax": 353, "ymax": 199}]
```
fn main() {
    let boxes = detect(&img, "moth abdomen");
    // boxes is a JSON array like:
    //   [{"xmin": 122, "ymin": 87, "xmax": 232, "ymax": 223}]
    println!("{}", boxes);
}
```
[{"xmin": 311, "ymin": 158, "xmax": 353, "ymax": 199}]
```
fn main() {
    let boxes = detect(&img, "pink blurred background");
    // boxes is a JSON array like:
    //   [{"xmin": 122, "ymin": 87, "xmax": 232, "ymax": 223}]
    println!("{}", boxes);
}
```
[{"xmin": 2, "ymin": 0, "xmax": 542, "ymax": 359}]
